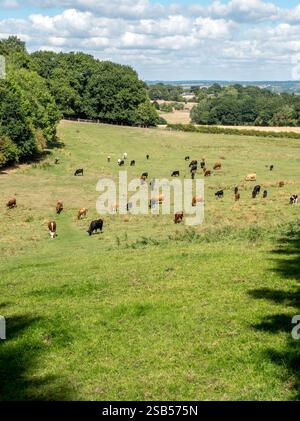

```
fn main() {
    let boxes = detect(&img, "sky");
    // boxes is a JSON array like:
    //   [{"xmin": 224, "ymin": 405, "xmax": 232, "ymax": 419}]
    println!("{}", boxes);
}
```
[{"xmin": 1, "ymin": 0, "xmax": 300, "ymax": 81}]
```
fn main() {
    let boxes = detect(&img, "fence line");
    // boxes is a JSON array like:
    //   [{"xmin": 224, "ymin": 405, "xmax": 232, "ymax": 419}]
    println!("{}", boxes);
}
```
[{"xmin": 63, "ymin": 117, "xmax": 157, "ymax": 129}]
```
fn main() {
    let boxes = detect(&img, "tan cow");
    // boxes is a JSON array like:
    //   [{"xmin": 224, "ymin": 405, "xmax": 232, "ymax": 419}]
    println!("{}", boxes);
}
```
[
  {"xmin": 77, "ymin": 208, "xmax": 88, "ymax": 220},
  {"xmin": 245, "ymin": 173, "xmax": 257, "ymax": 181},
  {"xmin": 213, "ymin": 161, "xmax": 222, "ymax": 170},
  {"xmin": 192, "ymin": 196, "xmax": 204, "ymax": 207}
]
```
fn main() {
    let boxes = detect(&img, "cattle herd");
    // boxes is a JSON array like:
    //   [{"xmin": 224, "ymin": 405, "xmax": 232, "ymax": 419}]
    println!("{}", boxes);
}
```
[{"xmin": 5, "ymin": 151, "xmax": 298, "ymax": 239}]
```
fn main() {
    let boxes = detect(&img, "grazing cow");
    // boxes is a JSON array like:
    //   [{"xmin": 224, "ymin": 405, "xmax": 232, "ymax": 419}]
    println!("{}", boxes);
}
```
[
  {"xmin": 213, "ymin": 161, "xmax": 222, "ymax": 170},
  {"xmin": 245, "ymin": 173, "xmax": 257, "ymax": 182},
  {"xmin": 74, "ymin": 168, "xmax": 84, "ymax": 176},
  {"xmin": 215, "ymin": 190, "xmax": 224, "ymax": 199},
  {"xmin": 107, "ymin": 156, "xmax": 111, "ymax": 162},
  {"xmin": 252, "ymin": 185, "xmax": 261, "ymax": 199},
  {"xmin": 204, "ymin": 169, "xmax": 211, "ymax": 177},
  {"xmin": 189, "ymin": 160, "xmax": 198, "ymax": 168},
  {"xmin": 142, "ymin": 172, "xmax": 148, "ymax": 178},
  {"xmin": 235, "ymin": 193, "xmax": 241, "ymax": 201},
  {"xmin": 146, "ymin": 154, "xmax": 150, "ymax": 160},
  {"xmin": 111, "ymin": 203, "xmax": 119, "ymax": 213},
  {"xmin": 192, "ymin": 196, "xmax": 203, "ymax": 206},
  {"xmin": 77, "ymin": 208, "xmax": 88, "ymax": 220},
  {"xmin": 118, "ymin": 159, "xmax": 125, "ymax": 166},
  {"xmin": 200, "ymin": 160, "xmax": 206, "ymax": 169},
  {"xmin": 190, "ymin": 165, "xmax": 197, "ymax": 173},
  {"xmin": 185, "ymin": 156, "xmax": 190, "ymax": 161},
  {"xmin": 56, "ymin": 201, "xmax": 63, "ymax": 214},
  {"xmin": 6, "ymin": 198, "xmax": 16, "ymax": 209},
  {"xmin": 130, "ymin": 160, "xmax": 135, "ymax": 166},
  {"xmin": 171, "ymin": 170, "xmax": 180, "ymax": 177},
  {"xmin": 253, "ymin": 185, "xmax": 261, "ymax": 195},
  {"xmin": 123, "ymin": 152, "xmax": 128, "ymax": 160},
  {"xmin": 270, "ymin": 165, "xmax": 274, "ymax": 171},
  {"xmin": 150, "ymin": 194, "xmax": 164, "ymax": 207},
  {"xmin": 87, "ymin": 219, "xmax": 104, "ymax": 236},
  {"xmin": 234, "ymin": 187, "xmax": 239, "ymax": 195},
  {"xmin": 48, "ymin": 221, "xmax": 57, "ymax": 239},
  {"xmin": 290, "ymin": 195, "xmax": 298, "ymax": 205},
  {"xmin": 279, "ymin": 181, "xmax": 285, "ymax": 188},
  {"xmin": 174, "ymin": 211, "xmax": 184, "ymax": 224},
  {"xmin": 263, "ymin": 190, "xmax": 268, "ymax": 198}
]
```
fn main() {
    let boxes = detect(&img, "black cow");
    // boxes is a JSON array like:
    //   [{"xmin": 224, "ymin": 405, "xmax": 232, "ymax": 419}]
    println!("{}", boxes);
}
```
[
  {"xmin": 252, "ymin": 185, "xmax": 261, "ymax": 198},
  {"xmin": 190, "ymin": 165, "xmax": 197, "ymax": 173},
  {"xmin": 234, "ymin": 186, "xmax": 239, "ymax": 195},
  {"xmin": 171, "ymin": 170, "xmax": 180, "ymax": 177},
  {"xmin": 270, "ymin": 165, "xmax": 274, "ymax": 171},
  {"xmin": 87, "ymin": 219, "xmax": 104, "ymax": 236},
  {"xmin": 146, "ymin": 154, "xmax": 150, "ymax": 160},
  {"xmin": 200, "ymin": 160, "xmax": 206, "ymax": 169},
  {"xmin": 118, "ymin": 160, "xmax": 125, "ymax": 166},
  {"xmin": 142, "ymin": 172, "xmax": 148, "ymax": 178},
  {"xmin": 191, "ymin": 170, "xmax": 196, "ymax": 180},
  {"xmin": 263, "ymin": 190, "xmax": 268, "ymax": 198},
  {"xmin": 130, "ymin": 160, "xmax": 135, "ymax": 166},
  {"xmin": 290, "ymin": 194, "xmax": 298, "ymax": 205},
  {"xmin": 74, "ymin": 168, "xmax": 84, "ymax": 176},
  {"xmin": 215, "ymin": 190, "xmax": 224, "ymax": 199},
  {"xmin": 189, "ymin": 160, "xmax": 198, "ymax": 168},
  {"xmin": 185, "ymin": 156, "xmax": 190, "ymax": 161}
]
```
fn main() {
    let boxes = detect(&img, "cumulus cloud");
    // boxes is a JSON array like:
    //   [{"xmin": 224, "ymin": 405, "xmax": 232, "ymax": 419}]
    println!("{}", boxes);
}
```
[{"xmin": 0, "ymin": 0, "xmax": 300, "ymax": 80}]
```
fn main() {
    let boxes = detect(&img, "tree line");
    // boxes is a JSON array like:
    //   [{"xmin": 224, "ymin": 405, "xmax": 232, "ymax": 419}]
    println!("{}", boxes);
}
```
[
  {"xmin": 148, "ymin": 83, "xmax": 185, "ymax": 102},
  {"xmin": 0, "ymin": 36, "xmax": 158, "ymax": 167},
  {"xmin": 191, "ymin": 83, "xmax": 300, "ymax": 127}
]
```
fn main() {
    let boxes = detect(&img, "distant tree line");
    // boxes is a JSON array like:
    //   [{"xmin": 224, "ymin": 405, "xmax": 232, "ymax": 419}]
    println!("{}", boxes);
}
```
[
  {"xmin": 191, "ymin": 83, "xmax": 300, "ymax": 127},
  {"xmin": 148, "ymin": 83, "xmax": 185, "ymax": 102},
  {"xmin": 0, "ymin": 36, "xmax": 158, "ymax": 167}
]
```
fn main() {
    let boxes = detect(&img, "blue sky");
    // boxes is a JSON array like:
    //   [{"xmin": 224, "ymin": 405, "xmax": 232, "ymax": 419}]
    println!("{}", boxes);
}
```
[{"xmin": 1, "ymin": 0, "xmax": 300, "ymax": 81}]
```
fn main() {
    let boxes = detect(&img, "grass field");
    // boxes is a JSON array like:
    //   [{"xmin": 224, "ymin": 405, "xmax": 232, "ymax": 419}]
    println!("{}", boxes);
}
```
[{"xmin": 0, "ymin": 121, "xmax": 299, "ymax": 400}]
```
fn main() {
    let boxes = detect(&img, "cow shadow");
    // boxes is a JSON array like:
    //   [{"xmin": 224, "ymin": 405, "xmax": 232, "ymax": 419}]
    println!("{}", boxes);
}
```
[
  {"xmin": 0, "ymin": 314, "xmax": 72, "ymax": 401},
  {"xmin": 248, "ymin": 222, "xmax": 300, "ymax": 399}
]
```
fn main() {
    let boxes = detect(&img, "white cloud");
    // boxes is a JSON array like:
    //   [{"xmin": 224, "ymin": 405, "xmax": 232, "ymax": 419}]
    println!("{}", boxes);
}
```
[{"xmin": 0, "ymin": 1, "xmax": 300, "ymax": 80}]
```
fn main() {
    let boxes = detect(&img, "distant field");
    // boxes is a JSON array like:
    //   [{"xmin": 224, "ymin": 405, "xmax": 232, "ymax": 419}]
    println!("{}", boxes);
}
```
[
  {"xmin": 0, "ymin": 121, "xmax": 299, "ymax": 400},
  {"xmin": 160, "ymin": 109, "xmax": 300, "ymax": 133},
  {"xmin": 159, "ymin": 110, "xmax": 191, "ymax": 124}
]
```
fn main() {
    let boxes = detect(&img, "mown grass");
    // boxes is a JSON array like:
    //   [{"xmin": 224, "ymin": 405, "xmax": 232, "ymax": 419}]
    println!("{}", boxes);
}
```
[{"xmin": 0, "ymin": 121, "xmax": 299, "ymax": 400}]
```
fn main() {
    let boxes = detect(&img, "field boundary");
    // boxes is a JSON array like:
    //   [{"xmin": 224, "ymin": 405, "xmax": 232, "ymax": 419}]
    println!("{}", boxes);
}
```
[{"xmin": 167, "ymin": 123, "xmax": 300, "ymax": 139}]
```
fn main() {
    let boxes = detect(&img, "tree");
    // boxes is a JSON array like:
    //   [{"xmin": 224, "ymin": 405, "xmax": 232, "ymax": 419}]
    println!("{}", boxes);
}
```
[{"xmin": 135, "ymin": 102, "xmax": 159, "ymax": 127}]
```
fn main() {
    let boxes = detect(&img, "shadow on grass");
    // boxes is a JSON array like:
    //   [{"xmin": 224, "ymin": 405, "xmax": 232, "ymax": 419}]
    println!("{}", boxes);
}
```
[
  {"xmin": 248, "ymin": 221, "xmax": 300, "ymax": 399},
  {"xmin": 0, "ymin": 314, "xmax": 72, "ymax": 401}
]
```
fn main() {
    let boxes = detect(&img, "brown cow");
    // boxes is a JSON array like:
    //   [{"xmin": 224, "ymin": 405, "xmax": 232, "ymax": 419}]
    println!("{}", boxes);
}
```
[
  {"xmin": 174, "ymin": 211, "xmax": 184, "ymax": 224},
  {"xmin": 77, "ymin": 208, "xmax": 88, "ymax": 220},
  {"xmin": 48, "ymin": 221, "xmax": 57, "ymax": 239},
  {"xmin": 56, "ymin": 201, "xmax": 63, "ymax": 214},
  {"xmin": 279, "ymin": 181, "xmax": 285, "ymax": 188},
  {"xmin": 213, "ymin": 161, "xmax": 222, "ymax": 170},
  {"xmin": 6, "ymin": 198, "xmax": 17, "ymax": 209},
  {"xmin": 235, "ymin": 193, "xmax": 241, "ymax": 201},
  {"xmin": 204, "ymin": 169, "xmax": 212, "ymax": 177}
]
